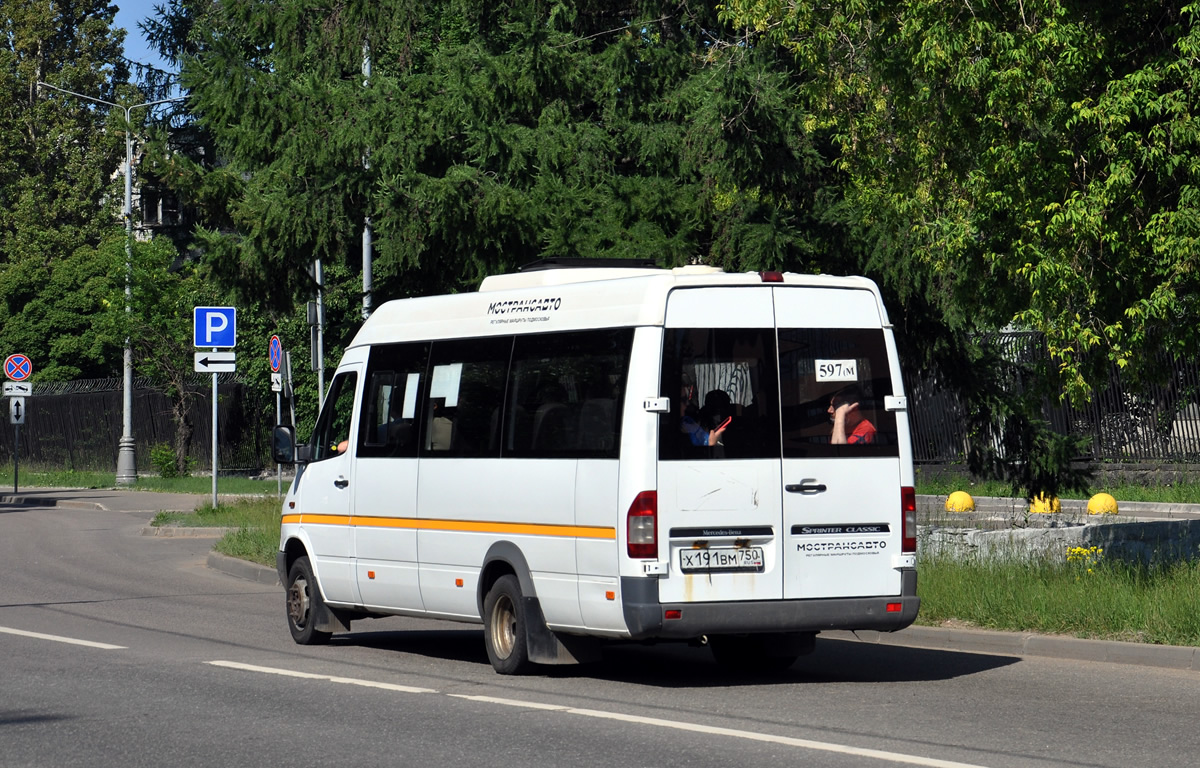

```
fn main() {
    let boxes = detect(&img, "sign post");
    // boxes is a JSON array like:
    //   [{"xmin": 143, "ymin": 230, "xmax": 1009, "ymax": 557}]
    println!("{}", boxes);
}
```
[
  {"xmin": 283, "ymin": 351, "xmax": 296, "ymax": 428},
  {"xmin": 269, "ymin": 335, "xmax": 283, "ymax": 497},
  {"xmin": 4, "ymin": 353, "xmax": 33, "ymax": 493},
  {"xmin": 194, "ymin": 308, "xmax": 237, "ymax": 508}
]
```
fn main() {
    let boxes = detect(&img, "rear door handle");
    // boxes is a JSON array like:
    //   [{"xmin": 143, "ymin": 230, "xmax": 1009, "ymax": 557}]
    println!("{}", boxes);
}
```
[
  {"xmin": 334, "ymin": 476, "xmax": 349, "ymax": 489},
  {"xmin": 785, "ymin": 480, "xmax": 826, "ymax": 494}
]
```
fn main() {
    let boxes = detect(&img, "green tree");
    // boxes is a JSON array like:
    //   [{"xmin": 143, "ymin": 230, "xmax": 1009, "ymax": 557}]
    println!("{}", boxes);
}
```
[
  {"xmin": 720, "ymin": 1, "xmax": 1200, "ymax": 397},
  {"xmin": 0, "ymin": 0, "xmax": 137, "ymax": 379},
  {"xmin": 717, "ymin": 0, "xmax": 1200, "ymax": 495},
  {"xmin": 158, "ymin": 1, "xmax": 844, "ymax": 322},
  {"xmin": 112, "ymin": 235, "xmax": 218, "ymax": 474},
  {"xmin": 138, "ymin": 0, "xmax": 854, "ymax": 431}
]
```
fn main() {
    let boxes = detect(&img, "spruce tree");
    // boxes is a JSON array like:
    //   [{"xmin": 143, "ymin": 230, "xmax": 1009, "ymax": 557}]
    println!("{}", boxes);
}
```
[{"xmin": 161, "ymin": 1, "xmax": 846, "ymax": 356}]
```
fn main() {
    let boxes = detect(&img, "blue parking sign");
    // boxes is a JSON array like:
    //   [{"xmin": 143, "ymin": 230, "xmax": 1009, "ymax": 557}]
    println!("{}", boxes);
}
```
[{"xmin": 194, "ymin": 307, "xmax": 237, "ymax": 348}]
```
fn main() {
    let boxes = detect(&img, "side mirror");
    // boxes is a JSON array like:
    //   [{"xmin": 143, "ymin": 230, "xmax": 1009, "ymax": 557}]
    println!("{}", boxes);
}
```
[{"xmin": 272, "ymin": 425, "xmax": 299, "ymax": 464}]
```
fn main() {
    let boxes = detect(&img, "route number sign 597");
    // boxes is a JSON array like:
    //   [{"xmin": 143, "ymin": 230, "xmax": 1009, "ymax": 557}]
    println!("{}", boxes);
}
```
[{"xmin": 815, "ymin": 359, "xmax": 858, "ymax": 382}]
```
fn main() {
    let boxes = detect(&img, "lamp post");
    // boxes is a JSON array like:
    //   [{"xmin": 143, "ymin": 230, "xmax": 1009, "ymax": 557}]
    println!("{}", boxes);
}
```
[{"xmin": 37, "ymin": 82, "xmax": 185, "ymax": 485}]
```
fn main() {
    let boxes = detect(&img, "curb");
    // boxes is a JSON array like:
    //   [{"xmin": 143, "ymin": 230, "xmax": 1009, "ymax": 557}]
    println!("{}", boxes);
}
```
[
  {"xmin": 918, "ymin": 494, "xmax": 1200, "ymax": 520},
  {"xmin": 822, "ymin": 626, "xmax": 1200, "ymax": 671},
  {"xmin": 206, "ymin": 551, "xmax": 280, "ymax": 587},
  {"xmin": 141, "ymin": 525, "xmax": 232, "ymax": 538},
  {"xmin": 0, "ymin": 492, "xmax": 208, "ymax": 514},
  {"xmin": 0, "ymin": 495, "xmax": 109, "ymax": 511}
]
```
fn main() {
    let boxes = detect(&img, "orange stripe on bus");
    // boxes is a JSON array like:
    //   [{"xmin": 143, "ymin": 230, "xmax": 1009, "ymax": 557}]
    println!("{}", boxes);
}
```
[
  {"xmin": 294, "ymin": 514, "xmax": 352, "ymax": 526},
  {"xmin": 281, "ymin": 513, "xmax": 614, "ymax": 540}
]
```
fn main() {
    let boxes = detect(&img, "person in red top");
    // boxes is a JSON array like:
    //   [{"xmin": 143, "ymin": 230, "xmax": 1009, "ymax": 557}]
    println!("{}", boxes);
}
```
[{"xmin": 828, "ymin": 385, "xmax": 876, "ymax": 445}]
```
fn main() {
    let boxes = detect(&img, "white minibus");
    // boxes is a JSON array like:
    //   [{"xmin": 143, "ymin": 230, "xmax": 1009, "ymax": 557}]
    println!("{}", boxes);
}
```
[{"xmin": 272, "ymin": 261, "xmax": 919, "ymax": 674}]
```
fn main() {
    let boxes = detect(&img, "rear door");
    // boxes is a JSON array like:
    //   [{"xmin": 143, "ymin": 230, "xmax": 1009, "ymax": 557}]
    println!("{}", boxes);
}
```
[
  {"xmin": 656, "ymin": 287, "xmax": 785, "ymax": 603},
  {"xmin": 775, "ymin": 286, "xmax": 904, "ymax": 599}
]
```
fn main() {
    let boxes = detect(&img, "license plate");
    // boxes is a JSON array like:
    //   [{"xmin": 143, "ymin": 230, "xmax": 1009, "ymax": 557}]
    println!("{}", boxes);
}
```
[{"xmin": 679, "ymin": 547, "xmax": 764, "ymax": 572}]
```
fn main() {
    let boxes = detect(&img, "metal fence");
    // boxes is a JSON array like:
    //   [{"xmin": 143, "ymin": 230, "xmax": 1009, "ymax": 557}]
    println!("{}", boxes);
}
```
[
  {"xmin": 906, "ymin": 334, "xmax": 1200, "ymax": 464},
  {"xmin": 0, "ymin": 376, "xmax": 275, "ymax": 473},
  {"xmin": 6, "ymin": 337, "xmax": 1200, "ymax": 474}
]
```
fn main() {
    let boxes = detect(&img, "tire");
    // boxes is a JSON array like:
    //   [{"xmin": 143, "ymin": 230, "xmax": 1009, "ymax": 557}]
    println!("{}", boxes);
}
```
[
  {"xmin": 286, "ymin": 556, "xmax": 332, "ymax": 645},
  {"xmin": 482, "ymin": 574, "xmax": 534, "ymax": 675},
  {"xmin": 709, "ymin": 631, "xmax": 814, "ymax": 672}
]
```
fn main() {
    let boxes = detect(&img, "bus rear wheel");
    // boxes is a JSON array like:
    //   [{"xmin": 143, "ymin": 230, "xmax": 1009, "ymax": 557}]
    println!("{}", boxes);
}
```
[{"xmin": 483, "ymin": 575, "xmax": 533, "ymax": 675}]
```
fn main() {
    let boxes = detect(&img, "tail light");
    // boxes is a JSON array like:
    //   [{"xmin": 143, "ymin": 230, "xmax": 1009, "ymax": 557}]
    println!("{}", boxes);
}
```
[
  {"xmin": 901, "ymin": 486, "xmax": 917, "ymax": 553},
  {"xmin": 627, "ymin": 490, "xmax": 658, "ymax": 559}
]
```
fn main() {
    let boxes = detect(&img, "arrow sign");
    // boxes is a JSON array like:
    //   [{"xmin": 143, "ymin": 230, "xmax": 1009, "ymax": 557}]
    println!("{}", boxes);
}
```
[
  {"xmin": 194, "ymin": 351, "xmax": 237, "ymax": 373},
  {"xmin": 10, "ymin": 396, "xmax": 25, "ymax": 425}
]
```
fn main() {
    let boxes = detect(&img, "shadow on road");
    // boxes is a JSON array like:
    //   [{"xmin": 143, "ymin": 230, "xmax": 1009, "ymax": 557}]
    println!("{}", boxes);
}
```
[
  {"xmin": 333, "ymin": 626, "xmax": 1019, "ymax": 686},
  {"xmin": 335, "ymin": 628, "xmax": 492, "ymax": 667}
]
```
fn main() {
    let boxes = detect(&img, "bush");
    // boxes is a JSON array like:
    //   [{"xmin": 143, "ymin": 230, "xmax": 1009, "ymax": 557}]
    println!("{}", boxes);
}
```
[
  {"xmin": 150, "ymin": 444, "xmax": 177, "ymax": 478},
  {"xmin": 149, "ymin": 443, "xmax": 194, "ymax": 478}
]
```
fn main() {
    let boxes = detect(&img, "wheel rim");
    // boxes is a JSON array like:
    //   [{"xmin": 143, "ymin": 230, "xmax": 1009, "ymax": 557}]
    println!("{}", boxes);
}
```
[
  {"xmin": 288, "ymin": 576, "xmax": 311, "ymax": 629},
  {"xmin": 489, "ymin": 593, "xmax": 516, "ymax": 660}
]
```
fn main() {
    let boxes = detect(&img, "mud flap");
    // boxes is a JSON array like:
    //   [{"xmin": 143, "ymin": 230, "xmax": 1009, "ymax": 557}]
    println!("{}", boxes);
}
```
[
  {"xmin": 522, "ymin": 596, "xmax": 602, "ymax": 665},
  {"xmin": 314, "ymin": 604, "xmax": 353, "ymax": 634}
]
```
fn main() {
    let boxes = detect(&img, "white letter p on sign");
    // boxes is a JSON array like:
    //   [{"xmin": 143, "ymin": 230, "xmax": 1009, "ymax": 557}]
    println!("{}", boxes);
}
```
[{"xmin": 206, "ymin": 312, "xmax": 228, "ymax": 343}]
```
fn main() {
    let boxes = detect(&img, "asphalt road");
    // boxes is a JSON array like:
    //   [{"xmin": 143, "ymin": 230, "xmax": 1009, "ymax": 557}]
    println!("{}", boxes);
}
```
[{"xmin": 2, "ymin": 495, "xmax": 1199, "ymax": 768}]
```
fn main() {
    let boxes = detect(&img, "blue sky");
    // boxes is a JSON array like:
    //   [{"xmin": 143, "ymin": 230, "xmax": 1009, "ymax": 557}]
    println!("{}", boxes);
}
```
[{"xmin": 114, "ymin": 0, "xmax": 174, "ymax": 71}]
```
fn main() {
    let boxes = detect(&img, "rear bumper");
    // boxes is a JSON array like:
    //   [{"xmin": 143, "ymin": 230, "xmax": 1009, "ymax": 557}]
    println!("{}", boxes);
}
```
[{"xmin": 621, "ymin": 569, "xmax": 920, "ymax": 640}]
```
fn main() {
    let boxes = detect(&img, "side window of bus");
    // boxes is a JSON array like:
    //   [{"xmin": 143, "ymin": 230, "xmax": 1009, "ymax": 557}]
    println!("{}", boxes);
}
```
[
  {"xmin": 311, "ymin": 371, "xmax": 358, "ymax": 461},
  {"xmin": 659, "ymin": 328, "xmax": 781, "ymax": 460},
  {"xmin": 778, "ymin": 328, "xmax": 899, "ymax": 458},
  {"xmin": 359, "ymin": 342, "xmax": 429, "ymax": 458},
  {"xmin": 422, "ymin": 338, "xmax": 511, "ymax": 457},
  {"xmin": 506, "ymin": 328, "xmax": 633, "ymax": 458}
]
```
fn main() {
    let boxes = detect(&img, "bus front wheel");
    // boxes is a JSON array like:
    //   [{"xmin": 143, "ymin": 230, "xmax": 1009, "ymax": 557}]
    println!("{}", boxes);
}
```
[{"xmin": 286, "ymin": 556, "xmax": 332, "ymax": 646}]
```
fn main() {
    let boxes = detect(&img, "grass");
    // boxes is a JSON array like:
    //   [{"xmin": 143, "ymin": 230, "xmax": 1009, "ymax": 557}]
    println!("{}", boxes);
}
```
[
  {"xmin": 916, "ymin": 549, "xmax": 1200, "ymax": 647},
  {"xmin": 915, "ymin": 468, "xmax": 1200, "ymax": 504},
  {"xmin": 2, "ymin": 467, "xmax": 285, "ymax": 496},
  {"xmin": 153, "ymin": 496, "xmax": 283, "ymax": 567}
]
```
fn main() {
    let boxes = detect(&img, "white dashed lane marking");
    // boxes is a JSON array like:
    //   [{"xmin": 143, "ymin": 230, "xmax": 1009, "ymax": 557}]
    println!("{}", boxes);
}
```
[
  {"xmin": 209, "ymin": 661, "xmax": 992, "ymax": 768},
  {"xmin": 0, "ymin": 625, "xmax": 126, "ymax": 650}
]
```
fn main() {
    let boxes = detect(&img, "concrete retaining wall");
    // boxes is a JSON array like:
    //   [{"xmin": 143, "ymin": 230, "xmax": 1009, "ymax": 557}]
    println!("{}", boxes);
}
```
[{"xmin": 921, "ymin": 520, "xmax": 1200, "ymax": 565}]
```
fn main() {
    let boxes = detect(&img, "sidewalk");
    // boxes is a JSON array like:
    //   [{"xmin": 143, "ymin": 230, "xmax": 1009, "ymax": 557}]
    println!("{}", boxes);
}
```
[
  {"xmin": 5, "ymin": 488, "xmax": 1199, "ymax": 672},
  {"xmin": 0, "ymin": 487, "xmax": 209, "ymax": 513}
]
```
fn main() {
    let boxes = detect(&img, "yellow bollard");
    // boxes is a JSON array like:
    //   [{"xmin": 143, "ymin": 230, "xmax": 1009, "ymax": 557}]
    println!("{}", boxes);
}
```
[
  {"xmin": 1030, "ymin": 492, "xmax": 1061, "ymax": 514},
  {"xmin": 945, "ymin": 491, "xmax": 976, "ymax": 513},
  {"xmin": 1087, "ymin": 492, "xmax": 1119, "ymax": 515}
]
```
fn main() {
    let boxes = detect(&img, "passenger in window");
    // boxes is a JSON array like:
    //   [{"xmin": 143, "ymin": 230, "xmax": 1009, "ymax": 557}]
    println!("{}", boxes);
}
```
[
  {"xmin": 828, "ymin": 384, "xmax": 876, "ymax": 445},
  {"xmin": 699, "ymin": 389, "xmax": 732, "ymax": 434},
  {"xmin": 681, "ymin": 387, "xmax": 730, "ymax": 448}
]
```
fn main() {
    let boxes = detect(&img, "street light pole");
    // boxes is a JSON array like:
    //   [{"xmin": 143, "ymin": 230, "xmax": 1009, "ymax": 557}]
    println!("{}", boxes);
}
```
[{"xmin": 36, "ymin": 82, "xmax": 184, "ymax": 485}]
